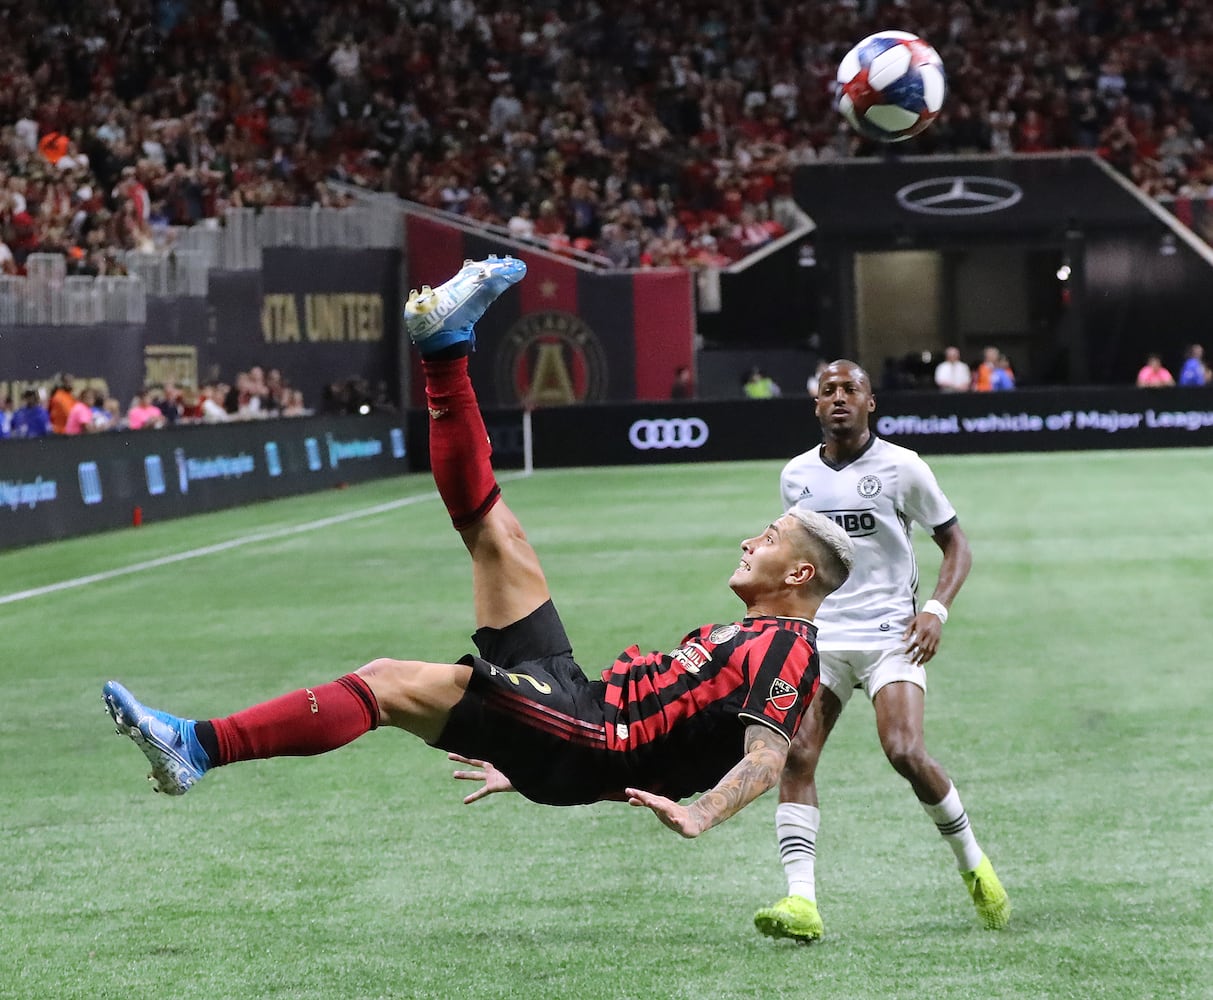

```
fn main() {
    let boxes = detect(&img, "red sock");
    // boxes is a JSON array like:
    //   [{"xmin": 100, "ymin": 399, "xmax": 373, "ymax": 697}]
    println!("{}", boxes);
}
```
[
  {"xmin": 424, "ymin": 356, "xmax": 500, "ymax": 529},
  {"xmin": 210, "ymin": 674, "xmax": 379, "ymax": 765}
]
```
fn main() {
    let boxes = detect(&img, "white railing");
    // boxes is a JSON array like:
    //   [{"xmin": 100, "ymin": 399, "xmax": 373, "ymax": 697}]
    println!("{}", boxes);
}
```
[
  {"xmin": 0, "ymin": 204, "xmax": 401, "ymax": 324},
  {"xmin": 0, "ymin": 254, "xmax": 146, "ymax": 326}
]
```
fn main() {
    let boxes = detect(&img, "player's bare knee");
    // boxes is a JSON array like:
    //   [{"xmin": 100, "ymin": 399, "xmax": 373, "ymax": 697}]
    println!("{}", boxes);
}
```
[
  {"xmin": 882, "ymin": 734, "xmax": 928, "ymax": 777},
  {"xmin": 356, "ymin": 657, "xmax": 422, "ymax": 714},
  {"xmin": 466, "ymin": 507, "xmax": 531, "ymax": 562},
  {"xmin": 783, "ymin": 736, "xmax": 821, "ymax": 779}
]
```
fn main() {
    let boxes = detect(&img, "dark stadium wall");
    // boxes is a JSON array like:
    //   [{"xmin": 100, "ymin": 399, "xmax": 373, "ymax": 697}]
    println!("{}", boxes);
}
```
[
  {"xmin": 403, "ymin": 214, "xmax": 694, "ymax": 407},
  {"xmin": 212, "ymin": 248, "xmax": 402, "ymax": 408},
  {"xmin": 790, "ymin": 154, "xmax": 1213, "ymax": 386},
  {"xmin": 1082, "ymin": 230, "xmax": 1213, "ymax": 384},
  {"xmin": 697, "ymin": 236, "xmax": 818, "ymax": 349},
  {"xmin": 145, "ymin": 296, "xmax": 213, "ymax": 392},
  {"xmin": 0, "ymin": 323, "xmax": 145, "ymax": 406}
]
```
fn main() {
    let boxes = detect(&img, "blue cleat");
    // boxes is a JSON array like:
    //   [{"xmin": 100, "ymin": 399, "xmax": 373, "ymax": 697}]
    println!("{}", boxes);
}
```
[
  {"xmin": 403, "ymin": 255, "xmax": 527, "ymax": 354},
  {"xmin": 103, "ymin": 680, "xmax": 210, "ymax": 795}
]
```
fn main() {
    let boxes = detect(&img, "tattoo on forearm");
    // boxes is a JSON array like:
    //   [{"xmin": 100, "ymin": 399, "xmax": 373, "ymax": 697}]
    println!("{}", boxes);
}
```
[{"xmin": 690, "ymin": 729, "xmax": 786, "ymax": 832}]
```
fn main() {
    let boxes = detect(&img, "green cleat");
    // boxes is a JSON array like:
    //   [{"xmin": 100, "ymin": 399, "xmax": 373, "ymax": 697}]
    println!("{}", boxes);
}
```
[
  {"xmin": 754, "ymin": 895, "xmax": 824, "ymax": 943},
  {"xmin": 962, "ymin": 855, "xmax": 1011, "ymax": 930}
]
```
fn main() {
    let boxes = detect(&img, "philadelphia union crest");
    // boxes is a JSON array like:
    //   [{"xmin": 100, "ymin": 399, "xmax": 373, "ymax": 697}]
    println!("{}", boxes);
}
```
[
  {"xmin": 857, "ymin": 475, "xmax": 882, "ymax": 498},
  {"xmin": 495, "ymin": 311, "xmax": 608, "ymax": 405}
]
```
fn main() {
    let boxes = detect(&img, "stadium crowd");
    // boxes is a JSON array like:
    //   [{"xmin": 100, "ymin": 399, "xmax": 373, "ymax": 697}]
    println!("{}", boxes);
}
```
[
  {"xmin": 0, "ymin": 368, "xmax": 315, "ymax": 439},
  {"xmin": 3, "ymin": 0, "xmax": 1213, "ymax": 275}
]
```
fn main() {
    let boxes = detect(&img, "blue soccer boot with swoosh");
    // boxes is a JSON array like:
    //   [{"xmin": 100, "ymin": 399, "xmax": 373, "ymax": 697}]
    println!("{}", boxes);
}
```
[{"xmin": 103, "ymin": 680, "xmax": 211, "ymax": 795}]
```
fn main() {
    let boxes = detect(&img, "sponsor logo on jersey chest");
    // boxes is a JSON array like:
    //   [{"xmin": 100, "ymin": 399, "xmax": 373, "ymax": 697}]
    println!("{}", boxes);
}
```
[
  {"xmin": 671, "ymin": 640, "xmax": 711, "ymax": 673},
  {"xmin": 823, "ymin": 508, "xmax": 878, "ymax": 537}
]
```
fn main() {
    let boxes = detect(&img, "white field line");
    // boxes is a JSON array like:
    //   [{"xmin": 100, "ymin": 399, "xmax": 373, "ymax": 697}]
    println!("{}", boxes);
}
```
[{"xmin": 0, "ymin": 472, "xmax": 528, "ymax": 607}]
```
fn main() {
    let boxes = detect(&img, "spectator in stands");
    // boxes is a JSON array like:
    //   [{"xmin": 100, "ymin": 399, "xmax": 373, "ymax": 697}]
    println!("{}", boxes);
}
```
[
  {"xmin": 1136, "ymin": 353, "xmax": 1176, "ymax": 388},
  {"xmin": 670, "ymin": 365, "xmax": 694, "ymax": 400},
  {"xmin": 127, "ymin": 389, "xmax": 167, "ymax": 430},
  {"xmin": 3, "ymin": 0, "xmax": 1213, "ymax": 276},
  {"xmin": 153, "ymin": 383, "xmax": 183, "ymax": 424},
  {"xmin": 990, "ymin": 354, "xmax": 1017, "ymax": 391},
  {"xmin": 179, "ymin": 387, "xmax": 204, "ymax": 422},
  {"xmin": 0, "ymin": 396, "xmax": 11, "ymax": 438},
  {"xmin": 201, "ymin": 382, "xmax": 231, "ymax": 423},
  {"xmin": 507, "ymin": 203, "xmax": 536, "ymax": 241},
  {"xmin": 934, "ymin": 347, "xmax": 972, "ymax": 393},
  {"xmin": 64, "ymin": 388, "xmax": 102, "ymax": 434},
  {"xmin": 10, "ymin": 389, "xmax": 51, "ymax": 438},
  {"xmin": 281, "ymin": 389, "xmax": 309, "ymax": 417},
  {"xmin": 743, "ymin": 367, "xmax": 781, "ymax": 399},
  {"xmin": 1178, "ymin": 344, "xmax": 1208, "ymax": 386},
  {"xmin": 533, "ymin": 200, "xmax": 567, "ymax": 243},
  {"xmin": 92, "ymin": 394, "xmax": 123, "ymax": 431},
  {"xmin": 48, "ymin": 375, "xmax": 76, "ymax": 434},
  {"xmin": 0, "ymin": 235, "xmax": 16, "ymax": 275},
  {"xmin": 971, "ymin": 348, "xmax": 1002, "ymax": 393},
  {"xmin": 263, "ymin": 369, "xmax": 287, "ymax": 414}
]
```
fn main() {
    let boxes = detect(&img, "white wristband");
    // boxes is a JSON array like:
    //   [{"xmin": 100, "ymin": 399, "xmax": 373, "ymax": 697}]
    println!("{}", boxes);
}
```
[{"xmin": 922, "ymin": 600, "xmax": 949, "ymax": 624}]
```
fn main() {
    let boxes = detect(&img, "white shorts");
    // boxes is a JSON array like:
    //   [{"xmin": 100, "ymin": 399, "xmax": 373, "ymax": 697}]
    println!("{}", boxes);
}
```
[{"xmin": 818, "ymin": 647, "xmax": 926, "ymax": 709}]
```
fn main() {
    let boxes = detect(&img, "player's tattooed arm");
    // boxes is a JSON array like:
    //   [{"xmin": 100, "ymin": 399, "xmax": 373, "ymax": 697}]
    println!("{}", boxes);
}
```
[{"xmin": 626, "ymin": 724, "xmax": 788, "ymax": 838}]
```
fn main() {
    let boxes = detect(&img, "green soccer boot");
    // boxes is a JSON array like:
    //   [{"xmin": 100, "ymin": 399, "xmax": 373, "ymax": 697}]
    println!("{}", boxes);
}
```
[
  {"xmin": 753, "ymin": 895, "xmax": 824, "ymax": 943},
  {"xmin": 962, "ymin": 855, "xmax": 1011, "ymax": 930}
]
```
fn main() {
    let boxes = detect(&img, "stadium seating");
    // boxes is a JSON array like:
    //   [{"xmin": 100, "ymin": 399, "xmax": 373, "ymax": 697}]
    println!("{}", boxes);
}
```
[{"xmin": 2, "ymin": 0, "xmax": 1211, "ymax": 274}]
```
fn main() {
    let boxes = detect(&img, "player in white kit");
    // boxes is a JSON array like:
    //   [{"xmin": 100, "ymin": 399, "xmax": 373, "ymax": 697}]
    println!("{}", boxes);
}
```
[{"xmin": 753, "ymin": 359, "xmax": 1009, "ymax": 942}]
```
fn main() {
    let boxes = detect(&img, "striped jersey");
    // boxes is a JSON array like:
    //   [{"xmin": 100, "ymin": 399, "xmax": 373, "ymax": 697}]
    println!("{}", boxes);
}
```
[
  {"xmin": 780, "ymin": 435, "xmax": 956, "ymax": 650},
  {"xmin": 595, "ymin": 616, "xmax": 819, "ymax": 799}
]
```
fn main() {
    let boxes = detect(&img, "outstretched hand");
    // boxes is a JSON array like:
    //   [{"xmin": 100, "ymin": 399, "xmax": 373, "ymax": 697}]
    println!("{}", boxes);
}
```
[
  {"xmin": 625, "ymin": 787, "xmax": 705, "ymax": 838},
  {"xmin": 448, "ymin": 753, "xmax": 515, "ymax": 804}
]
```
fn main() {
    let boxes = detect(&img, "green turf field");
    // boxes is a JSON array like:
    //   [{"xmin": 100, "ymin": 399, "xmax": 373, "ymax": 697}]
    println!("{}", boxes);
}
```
[{"xmin": 2, "ymin": 449, "xmax": 1211, "ymax": 1000}]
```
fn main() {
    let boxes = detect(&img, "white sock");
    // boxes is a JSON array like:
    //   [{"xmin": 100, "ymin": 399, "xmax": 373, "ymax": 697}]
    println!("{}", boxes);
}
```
[
  {"xmin": 776, "ymin": 802, "xmax": 820, "ymax": 900},
  {"xmin": 921, "ymin": 783, "xmax": 985, "ymax": 871}
]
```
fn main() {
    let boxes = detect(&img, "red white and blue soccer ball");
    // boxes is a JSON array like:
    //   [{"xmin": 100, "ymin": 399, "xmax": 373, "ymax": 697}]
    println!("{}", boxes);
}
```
[{"xmin": 836, "ymin": 31, "xmax": 946, "ymax": 142}]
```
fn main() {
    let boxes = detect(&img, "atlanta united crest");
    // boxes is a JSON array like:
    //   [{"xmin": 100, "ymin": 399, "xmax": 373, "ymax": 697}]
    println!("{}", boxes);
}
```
[{"xmin": 495, "ymin": 311, "xmax": 608, "ymax": 405}]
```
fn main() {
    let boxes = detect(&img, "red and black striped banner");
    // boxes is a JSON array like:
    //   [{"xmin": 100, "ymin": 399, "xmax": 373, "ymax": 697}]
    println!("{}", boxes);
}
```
[{"xmin": 405, "ymin": 215, "xmax": 693, "ymax": 407}]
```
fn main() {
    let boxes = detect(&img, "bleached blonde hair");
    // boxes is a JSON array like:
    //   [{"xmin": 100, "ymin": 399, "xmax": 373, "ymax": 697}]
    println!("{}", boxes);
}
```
[{"xmin": 785, "ymin": 505, "xmax": 854, "ymax": 597}]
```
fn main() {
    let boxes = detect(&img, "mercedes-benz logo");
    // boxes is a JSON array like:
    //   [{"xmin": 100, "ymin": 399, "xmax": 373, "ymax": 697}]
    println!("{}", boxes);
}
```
[{"xmin": 896, "ymin": 176, "xmax": 1024, "ymax": 216}]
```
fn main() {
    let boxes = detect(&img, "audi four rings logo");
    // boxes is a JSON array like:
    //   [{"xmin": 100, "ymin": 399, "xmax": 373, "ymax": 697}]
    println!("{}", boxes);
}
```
[
  {"xmin": 896, "ymin": 176, "xmax": 1024, "ymax": 215},
  {"xmin": 628, "ymin": 418, "xmax": 710, "ymax": 450}
]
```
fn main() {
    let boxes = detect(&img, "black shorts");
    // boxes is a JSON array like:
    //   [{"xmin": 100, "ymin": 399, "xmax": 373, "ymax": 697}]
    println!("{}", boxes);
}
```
[{"xmin": 433, "ymin": 600, "xmax": 619, "ymax": 805}]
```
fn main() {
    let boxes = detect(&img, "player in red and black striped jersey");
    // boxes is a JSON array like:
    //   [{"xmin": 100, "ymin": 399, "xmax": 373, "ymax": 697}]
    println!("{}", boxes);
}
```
[
  {"xmin": 439, "ymin": 602, "xmax": 827, "ymax": 813},
  {"xmin": 103, "ymin": 259, "xmax": 854, "ymax": 839}
]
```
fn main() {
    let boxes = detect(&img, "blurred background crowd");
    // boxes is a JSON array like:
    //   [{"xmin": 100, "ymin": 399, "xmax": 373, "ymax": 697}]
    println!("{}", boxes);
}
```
[{"xmin": 4, "ymin": 0, "xmax": 1213, "ymax": 279}]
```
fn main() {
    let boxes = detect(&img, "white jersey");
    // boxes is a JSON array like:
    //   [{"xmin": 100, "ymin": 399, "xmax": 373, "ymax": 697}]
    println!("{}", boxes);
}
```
[{"xmin": 780, "ymin": 436, "xmax": 956, "ymax": 650}]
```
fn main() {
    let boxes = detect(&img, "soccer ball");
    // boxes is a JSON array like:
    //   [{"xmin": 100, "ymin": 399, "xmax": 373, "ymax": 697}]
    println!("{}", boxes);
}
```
[{"xmin": 836, "ymin": 31, "xmax": 946, "ymax": 142}]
